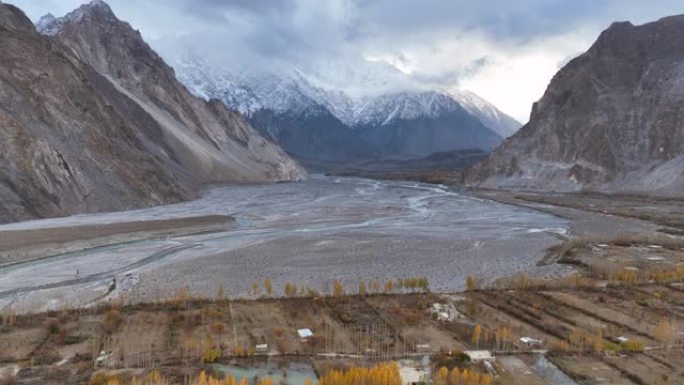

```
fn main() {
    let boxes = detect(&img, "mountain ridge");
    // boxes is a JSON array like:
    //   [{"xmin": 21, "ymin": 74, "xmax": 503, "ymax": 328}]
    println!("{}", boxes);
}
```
[
  {"xmin": 38, "ymin": 0, "xmax": 305, "ymax": 184},
  {"xmin": 0, "ymin": 1, "xmax": 304, "ymax": 223},
  {"xmin": 463, "ymin": 15, "xmax": 684, "ymax": 196},
  {"xmin": 168, "ymin": 54, "xmax": 517, "ymax": 166}
]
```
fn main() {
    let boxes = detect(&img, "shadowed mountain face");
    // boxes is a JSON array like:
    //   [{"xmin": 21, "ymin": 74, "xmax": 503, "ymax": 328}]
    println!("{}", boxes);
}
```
[
  {"xmin": 464, "ymin": 16, "xmax": 684, "ymax": 196},
  {"xmin": 0, "ymin": 2, "xmax": 303, "ymax": 223},
  {"xmin": 248, "ymin": 91, "xmax": 503, "ymax": 167},
  {"xmin": 247, "ymin": 90, "xmax": 504, "ymax": 169}
]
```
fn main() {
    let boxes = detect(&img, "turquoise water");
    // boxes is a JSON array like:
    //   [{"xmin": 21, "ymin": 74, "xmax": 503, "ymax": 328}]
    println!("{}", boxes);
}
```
[{"xmin": 212, "ymin": 360, "xmax": 317, "ymax": 385}]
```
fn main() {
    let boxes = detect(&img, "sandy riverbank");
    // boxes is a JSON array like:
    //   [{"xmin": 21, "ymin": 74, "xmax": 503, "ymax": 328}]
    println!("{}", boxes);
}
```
[{"xmin": 0, "ymin": 215, "xmax": 235, "ymax": 267}]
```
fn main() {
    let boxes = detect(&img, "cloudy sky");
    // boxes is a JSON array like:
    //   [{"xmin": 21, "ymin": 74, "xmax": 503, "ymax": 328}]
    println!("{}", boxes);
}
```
[{"xmin": 12, "ymin": 0, "xmax": 684, "ymax": 122}]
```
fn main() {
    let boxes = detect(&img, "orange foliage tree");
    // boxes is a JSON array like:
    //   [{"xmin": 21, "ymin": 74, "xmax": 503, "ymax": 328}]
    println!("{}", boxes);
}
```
[{"xmin": 318, "ymin": 363, "xmax": 402, "ymax": 385}]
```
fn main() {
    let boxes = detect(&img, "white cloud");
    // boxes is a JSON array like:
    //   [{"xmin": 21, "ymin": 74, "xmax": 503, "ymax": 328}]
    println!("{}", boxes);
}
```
[{"xmin": 9, "ymin": 0, "xmax": 684, "ymax": 122}]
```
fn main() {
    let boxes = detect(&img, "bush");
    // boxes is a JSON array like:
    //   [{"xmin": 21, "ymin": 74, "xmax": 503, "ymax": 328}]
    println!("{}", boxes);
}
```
[
  {"xmin": 203, "ymin": 348, "xmax": 222, "ymax": 363},
  {"xmin": 63, "ymin": 335, "xmax": 83, "ymax": 345},
  {"xmin": 103, "ymin": 309, "xmax": 122, "ymax": 333},
  {"xmin": 621, "ymin": 340, "xmax": 644, "ymax": 352},
  {"xmin": 210, "ymin": 322, "xmax": 225, "ymax": 334},
  {"xmin": 44, "ymin": 318, "xmax": 60, "ymax": 335}
]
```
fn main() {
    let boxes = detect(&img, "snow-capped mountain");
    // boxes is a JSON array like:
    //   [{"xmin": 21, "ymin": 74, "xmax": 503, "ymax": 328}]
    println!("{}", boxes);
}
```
[
  {"xmin": 164, "ymin": 52, "xmax": 519, "ymax": 166},
  {"xmin": 353, "ymin": 91, "xmax": 475, "ymax": 127},
  {"xmin": 36, "ymin": 0, "xmax": 116, "ymax": 36},
  {"xmin": 452, "ymin": 90, "xmax": 521, "ymax": 139}
]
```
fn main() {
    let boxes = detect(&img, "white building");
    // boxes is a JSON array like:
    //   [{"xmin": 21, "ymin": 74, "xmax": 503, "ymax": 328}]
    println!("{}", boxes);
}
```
[
  {"xmin": 297, "ymin": 328, "xmax": 314, "ymax": 339},
  {"xmin": 519, "ymin": 336, "xmax": 543, "ymax": 347},
  {"xmin": 464, "ymin": 350, "xmax": 494, "ymax": 362}
]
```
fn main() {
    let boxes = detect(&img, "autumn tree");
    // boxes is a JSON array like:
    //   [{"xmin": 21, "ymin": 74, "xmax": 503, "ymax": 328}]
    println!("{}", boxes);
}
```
[
  {"xmin": 514, "ymin": 274, "xmax": 530, "ymax": 290},
  {"xmin": 172, "ymin": 286, "xmax": 191, "ymax": 309},
  {"xmin": 371, "ymin": 279, "xmax": 382, "ymax": 294},
  {"xmin": 471, "ymin": 324, "xmax": 482, "ymax": 349},
  {"xmin": 251, "ymin": 281, "xmax": 261, "ymax": 297},
  {"xmin": 434, "ymin": 366, "xmax": 448, "ymax": 385},
  {"xmin": 385, "ymin": 279, "xmax": 395, "ymax": 293},
  {"xmin": 439, "ymin": 367, "xmax": 492, "ymax": 385},
  {"xmin": 333, "ymin": 279, "xmax": 345, "ymax": 297},
  {"xmin": 264, "ymin": 278, "xmax": 273, "ymax": 296},
  {"xmin": 495, "ymin": 326, "xmax": 511, "ymax": 350},
  {"xmin": 318, "ymin": 363, "xmax": 402, "ymax": 385},
  {"xmin": 284, "ymin": 282, "xmax": 298, "ymax": 297},
  {"xmin": 655, "ymin": 318, "xmax": 674, "ymax": 350},
  {"xmin": 466, "ymin": 275, "xmax": 478, "ymax": 291},
  {"xmin": 215, "ymin": 285, "xmax": 226, "ymax": 302},
  {"xmin": 103, "ymin": 309, "xmax": 122, "ymax": 334},
  {"xmin": 358, "ymin": 281, "xmax": 367, "ymax": 296},
  {"xmin": 611, "ymin": 267, "xmax": 639, "ymax": 286}
]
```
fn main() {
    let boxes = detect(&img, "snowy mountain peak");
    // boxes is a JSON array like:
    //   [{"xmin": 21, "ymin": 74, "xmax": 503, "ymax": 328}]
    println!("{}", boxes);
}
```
[
  {"xmin": 353, "ymin": 91, "xmax": 466, "ymax": 126},
  {"xmin": 77, "ymin": 0, "xmax": 114, "ymax": 16},
  {"xmin": 35, "ymin": 13, "xmax": 57, "ymax": 34},
  {"xmin": 166, "ymin": 54, "xmax": 519, "ymax": 137},
  {"xmin": 36, "ymin": 0, "xmax": 116, "ymax": 35},
  {"xmin": 450, "ymin": 90, "xmax": 521, "ymax": 138}
]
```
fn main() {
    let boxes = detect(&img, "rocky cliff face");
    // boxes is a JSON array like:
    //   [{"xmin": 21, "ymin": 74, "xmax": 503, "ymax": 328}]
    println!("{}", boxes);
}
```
[
  {"xmin": 39, "ymin": 1, "xmax": 305, "ymax": 184},
  {"xmin": 0, "ymin": 2, "xmax": 303, "ymax": 223},
  {"xmin": 0, "ymin": 3, "xmax": 187, "ymax": 222},
  {"xmin": 464, "ymin": 16, "xmax": 684, "ymax": 196}
]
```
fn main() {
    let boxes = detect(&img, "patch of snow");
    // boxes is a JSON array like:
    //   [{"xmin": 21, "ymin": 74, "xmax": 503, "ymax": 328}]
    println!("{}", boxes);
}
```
[
  {"xmin": 164, "ymin": 53, "xmax": 517, "ymax": 134},
  {"xmin": 35, "ymin": 0, "xmax": 116, "ymax": 36}
]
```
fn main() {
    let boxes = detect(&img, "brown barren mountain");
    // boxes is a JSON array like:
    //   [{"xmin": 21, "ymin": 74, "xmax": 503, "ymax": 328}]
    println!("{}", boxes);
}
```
[
  {"xmin": 39, "ymin": 1, "xmax": 305, "ymax": 185},
  {"xmin": 0, "ymin": 1, "xmax": 303, "ymax": 223},
  {"xmin": 464, "ymin": 16, "xmax": 684, "ymax": 195}
]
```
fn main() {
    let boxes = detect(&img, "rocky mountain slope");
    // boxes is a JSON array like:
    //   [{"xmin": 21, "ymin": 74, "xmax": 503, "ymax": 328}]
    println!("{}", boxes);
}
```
[
  {"xmin": 39, "ymin": 0, "xmax": 304, "ymax": 184},
  {"xmin": 167, "ymin": 54, "xmax": 518, "ymax": 167},
  {"xmin": 464, "ymin": 15, "xmax": 684, "ymax": 196},
  {"xmin": 0, "ymin": 2, "xmax": 302, "ymax": 223}
]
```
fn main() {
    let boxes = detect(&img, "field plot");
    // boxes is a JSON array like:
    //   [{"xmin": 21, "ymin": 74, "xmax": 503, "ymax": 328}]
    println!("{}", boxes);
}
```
[
  {"xmin": 364, "ymin": 295, "xmax": 468, "ymax": 354},
  {"xmin": 497, "ymin": 356, "xmax": 548, "ymax": 385},
  {"xmin": 550, "ymin": 355, "xmax": 635, "ymax": 385},
  {"xmin": 544, "ymin": 291, "xmax": 662, "ymax": 343},
  {"xmin": 1, "ymin": 284, "xmax": 683, "ymax": 384}
]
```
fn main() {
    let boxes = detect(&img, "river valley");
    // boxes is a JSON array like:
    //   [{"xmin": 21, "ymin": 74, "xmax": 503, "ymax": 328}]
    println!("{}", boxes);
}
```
[{"xmin": 0, "ymin": 176, "xmax": 570, "ymax": 312}]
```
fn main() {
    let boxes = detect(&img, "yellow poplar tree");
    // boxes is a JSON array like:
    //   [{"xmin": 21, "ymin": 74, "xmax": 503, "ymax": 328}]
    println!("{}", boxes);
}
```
[
  {"xmin": 654, "ymin": 318, "xmax": 674, "ymax": 349},
  {"xmin": 264, "ymin": 278, "xmax": 273, "ymax": 296},
  {"xmin": 333, "ymin": 279, "xmax": 345, "ymax": 296},
  {"xmin": 471, "ymin": 324, "xmax": 482, "ymax": 348},
  {"xmin": 466, "ymin": 275, "xmax": 478, "ymax": 291},
  {"xmin": 359, "ymin": 281, "xmax": 367, "ymax": 296}
]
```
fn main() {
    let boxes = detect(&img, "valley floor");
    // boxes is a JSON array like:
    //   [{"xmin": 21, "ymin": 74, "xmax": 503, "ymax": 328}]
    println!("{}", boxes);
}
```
[
  {"xmin": 0, "ymin": 176, "xmax": 569, "ymax": 313},
  {"xmin": 1, "ymin": 176, "xmax": 683, "ymax": 384}
]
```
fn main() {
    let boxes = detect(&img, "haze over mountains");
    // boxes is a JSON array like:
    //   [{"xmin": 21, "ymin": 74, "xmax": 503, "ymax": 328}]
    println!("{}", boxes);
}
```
[
  {"xmin": 464, "ymin": 15, "xmax": 684, "ymax": 196},
  {"xmin": 165, "ymin": 50, "xmax": 520, "ymax": 167},
  {"xmin": 0, "ymin": 1, "xmax": 303, "ymax": 222}
]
